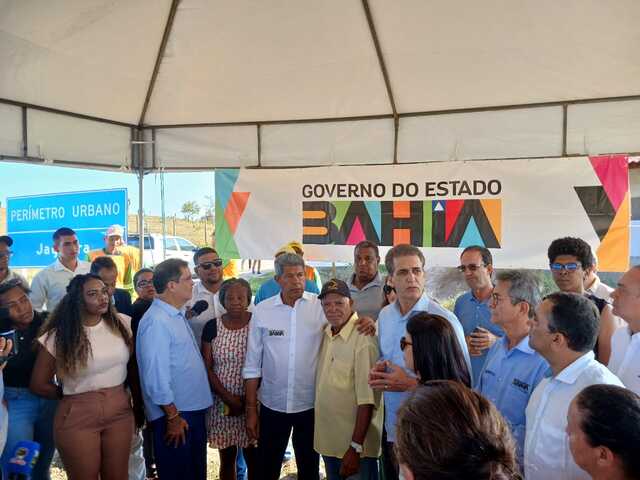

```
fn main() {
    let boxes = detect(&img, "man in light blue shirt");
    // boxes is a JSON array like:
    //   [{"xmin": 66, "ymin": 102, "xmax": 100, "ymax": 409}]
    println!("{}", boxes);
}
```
[
  {"xmin": 369, "ymin": 244, "xmax": 470, "ymax": 480},
  {"xmin": 137, "ymin": 258, "xmax": 213, "ymax": 480},
  {"xmin": 476, "ymin": 270, "xmax": 549, "ymax": 463},
  {"xmin": 454, "ymin": 245, "xmax": 504, "ymax": 385}
]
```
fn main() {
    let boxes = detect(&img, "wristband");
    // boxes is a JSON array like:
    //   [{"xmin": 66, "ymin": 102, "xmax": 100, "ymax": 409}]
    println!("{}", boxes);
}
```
[{"xmin": 166, "ymin": 412, "xmax": 180, "ymax": 422}]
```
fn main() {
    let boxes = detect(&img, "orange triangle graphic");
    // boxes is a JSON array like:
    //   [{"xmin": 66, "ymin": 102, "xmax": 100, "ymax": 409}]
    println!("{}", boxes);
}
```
[
  {"xmin": 224, "ymin": 191, "xmax": 250, "ymax": 235},
  {"xmin": 480, "ymin": 199, "xmax": 502, "ymax": 243},
  {"xmin": 596, "ymin": 190, "xmax": 630, "ymax": 272}
]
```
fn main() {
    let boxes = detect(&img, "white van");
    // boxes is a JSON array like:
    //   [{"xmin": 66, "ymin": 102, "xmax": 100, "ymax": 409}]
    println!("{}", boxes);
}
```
[{"xmin": 127, "ymin": 233, "xmax": 198, "ymax": 272}]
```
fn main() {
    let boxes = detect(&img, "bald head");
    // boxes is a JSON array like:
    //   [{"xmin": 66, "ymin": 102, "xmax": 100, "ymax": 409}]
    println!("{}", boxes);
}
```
[{"xmin": 611, "ymin": 266, "xmax": 640, "ymax": 329}]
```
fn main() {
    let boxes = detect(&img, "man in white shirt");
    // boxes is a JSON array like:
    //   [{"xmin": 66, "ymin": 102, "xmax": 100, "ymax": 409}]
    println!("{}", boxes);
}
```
[
  {"xmin": 583, "ymin": 253, "xmax": 614, "ymax": 303},
  {"xmin": 185, "ymin": 247, "xmax": 225, "ymax": 344},
  {"xmin": 525, "ymin": 292, "xmax": 623, "ymax": 480},
  {"xmin": 608, "ymin": 265, "xmax": 640, "ymax": 394},
  {"xmin": 243, "ymin": 253, "xmax": 373, "ymax": 480},
  {"xmin": 29, "ymin": 228, "xmax": 91, "ymax": 312}
]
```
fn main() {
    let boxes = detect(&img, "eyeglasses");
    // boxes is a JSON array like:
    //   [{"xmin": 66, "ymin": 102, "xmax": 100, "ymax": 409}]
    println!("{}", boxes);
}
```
[
  {"xmin": 0, "ymin": 251, "xmax": 13, "ymax": 259},
  {"xmin": 400, "ymin": 338, "xmax": 412, "ymax": 351},
  {"xmin": 197, "ymin": 259, "xmax": 223, "ymax": 270},
  {"xmin": 383, "ymin": 285, "xmax": 395, "ymax": 295},
  {"xmin": 136, "ymin": 280, "xmax": 153, "ymax": 288},
  {"xmin": 550, "ymin": 262, "xmax": 580, "ymax": 272},
  {"xmin": 457, "ymin": 263, "xmax": 485, "ymax": 272}
]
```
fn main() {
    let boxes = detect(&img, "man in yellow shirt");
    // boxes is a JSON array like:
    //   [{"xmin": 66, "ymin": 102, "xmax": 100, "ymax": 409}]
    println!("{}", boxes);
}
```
[
  {"xmin": 315, "ymin": 279, "xmax": 382, "ymax": 480},
  {"xmin": 86, "ymin": 224, "xmax": 140, "ymax": 296}
]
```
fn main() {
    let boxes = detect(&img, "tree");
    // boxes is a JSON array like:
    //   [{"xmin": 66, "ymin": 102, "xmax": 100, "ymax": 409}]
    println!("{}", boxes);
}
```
[
  {"xmin": 201, "ymin": 195, "xmax": 215, "ymax": 222},
  {"xmin": 181, "ymin": 201, "xmax": 201, "ymax": 222}
]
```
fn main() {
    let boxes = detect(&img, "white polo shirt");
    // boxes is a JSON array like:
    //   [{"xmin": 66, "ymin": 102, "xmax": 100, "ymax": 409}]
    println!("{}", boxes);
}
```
[
  {"xmin": 243, "ymin": 291, "xmax": 326, "ymax": 413},
  {"xmin": 185, "ymin": 281, "xmax": 226, "ymax": 345},
  {"xmin": 524, "ymin": 351, "xmax": 623, "ymax": 480},
  {"xmin": 608, "ymin": 326, "xmax": 640, "ymax": 394},
  {"xmin": 29, "ymin": 259, "xmax": 91, "ymax": 312}
]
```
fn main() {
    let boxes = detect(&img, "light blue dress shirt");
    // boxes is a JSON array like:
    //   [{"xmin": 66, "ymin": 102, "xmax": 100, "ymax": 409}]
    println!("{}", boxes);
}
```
[
  {"xmin": 454, "ymin": 291, "xmax": 504, "ymax": 385},
  {"xmin": 253, "ymin": 278, "xmax": 319, "ymax": 305},
  {"xmin": 378, "ymin": 293, "xmax": 471, "ymax": 442},
  {"xmin": 136, "ymin": 298, "xmax": 213, "ymax": 421},
  {"xmin": 477, "ymin": 335, "xmax": 550, "ymax": 462}
]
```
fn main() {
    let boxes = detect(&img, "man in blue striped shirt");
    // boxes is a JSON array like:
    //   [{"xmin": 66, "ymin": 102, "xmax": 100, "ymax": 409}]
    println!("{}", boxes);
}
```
[{"xmin": 476, "ymin": 270, "xmax": 549, "ymax": 463}]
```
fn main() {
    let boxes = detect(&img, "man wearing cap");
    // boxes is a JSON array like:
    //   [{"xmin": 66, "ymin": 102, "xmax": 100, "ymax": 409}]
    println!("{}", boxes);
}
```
[
  {"xmin": 253, "ymin": 245, "xmax": 320, "ymax": 305},
  {"xmin": 243, "ymin": 254, "xmax": 376, "ymax": 480},
  {"xmin": 86, "ymin": 224, "xmax": 140, "ymax": 296},
  {"xmin": 0, "ymin": 236, "xmax": 27, "ymax": 287},
  {"xmin": 315, "ymin": 279, "xmax": 382, "ymax": 480},
  {"xmin": 30, "ymin": 227, "xmax": 91, "ymax": 312}
]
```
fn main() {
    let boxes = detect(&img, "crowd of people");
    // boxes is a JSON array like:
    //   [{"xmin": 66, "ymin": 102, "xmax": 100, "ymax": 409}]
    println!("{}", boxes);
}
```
[{"xmin": 0, "ymin": 225, "xmax": 639, "ymax": 480}]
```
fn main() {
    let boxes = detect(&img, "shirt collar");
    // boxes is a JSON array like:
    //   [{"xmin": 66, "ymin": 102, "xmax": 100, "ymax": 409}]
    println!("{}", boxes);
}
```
[
  {"xmin": 392, "ymin": 293, "xmax": 430, "ymax": 319},
  {"xmin": 469, "ymin": 289, "xmax": 493, "ymax": 305},
  {"xmin": 274, "ymin": 290, "xmax": 315, "ymax": 307},
  {"xmin": 53, "ymin": 258, "xmax": 77, "ymax": 272},
  {"xmin": 324, "ymin": 312, "xmax": 359, "ymax": 340},
  {"xmin": 501, "ymin": 335, "xmax": 536, "ymax": 355},
  {"xmin": 584, "ymin": 275, "xmax": 600, "ymax": 294},
  {"xmin": 554, "ymin": 351, "xmax": 595, "ymax": 385},
  {"xmin": 153, "ymin": 297, "xmax": 186, "ymax": 317},
  {"xmin": 347, "ymin": 272, "xmax": 383, "ymax": 291},
  {"xmin": 194, "ymin": 280, "xmax": 217, "ymax": 297}
]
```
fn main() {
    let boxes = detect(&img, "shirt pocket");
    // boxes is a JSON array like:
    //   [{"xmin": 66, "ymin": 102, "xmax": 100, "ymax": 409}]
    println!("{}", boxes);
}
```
[
  {"xmin": 501, "ymin": 382, "xmax": 529, "ymax": 429},
  {"xmin": 329, "ymin": 358, "xmax": 354, "ymax": 391}
]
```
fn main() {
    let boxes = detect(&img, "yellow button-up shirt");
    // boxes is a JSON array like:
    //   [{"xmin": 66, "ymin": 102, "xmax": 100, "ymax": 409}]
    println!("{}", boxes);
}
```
[{"xmin": 314, "ymin": 313, "xmax": 383, "ymax": 459}]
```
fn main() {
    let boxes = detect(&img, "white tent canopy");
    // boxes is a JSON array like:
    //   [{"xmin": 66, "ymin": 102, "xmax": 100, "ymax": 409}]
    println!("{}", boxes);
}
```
[{"xmin": 1, "ymin": 0, "xmax": 640, "ymax": 172}]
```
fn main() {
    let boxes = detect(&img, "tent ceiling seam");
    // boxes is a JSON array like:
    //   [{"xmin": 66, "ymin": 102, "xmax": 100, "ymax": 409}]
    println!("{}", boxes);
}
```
[
  {"xmin": 138, "ymin": 0, "xmax": 181, "ymax": 127},
  {"xmin": 361, "ymin": 0, "xmax": 399, "ymax": 164}
]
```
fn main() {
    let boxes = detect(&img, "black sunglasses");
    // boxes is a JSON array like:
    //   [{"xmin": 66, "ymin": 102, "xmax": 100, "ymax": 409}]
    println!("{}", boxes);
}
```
[
  {"xmin": 197, "ymin": 259, "xmax": 223, "ymax": 270},
  {"xmin": 400, "ymin": 338, "xmax": 412, "ymax": 351},
  {"xmin": 383, "ymin": 285, "xmax": 395, "ymax": 296}
]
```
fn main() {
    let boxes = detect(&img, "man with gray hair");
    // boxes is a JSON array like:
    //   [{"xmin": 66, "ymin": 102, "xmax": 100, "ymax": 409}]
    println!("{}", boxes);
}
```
[
  {"xmin": 243, "ymin": 253, "xmax": 374, "ymax": 480},
  {"xmin": 476, "ymin": 270, "xmax": 550, "ymax": 463}
]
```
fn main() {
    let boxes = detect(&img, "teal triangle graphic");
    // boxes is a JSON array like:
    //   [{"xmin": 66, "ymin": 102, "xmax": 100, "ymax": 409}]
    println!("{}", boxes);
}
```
[
  {"xmin": 215, "ymin": 169, "xmax": 240, "ymax": 210},
  {"xmin": 460, "ymin": 217, "xmax": 484, "ymax": 247},
  {"xmin": 364, "ymin": 201, "xmax": 382, "ymax": 240}
]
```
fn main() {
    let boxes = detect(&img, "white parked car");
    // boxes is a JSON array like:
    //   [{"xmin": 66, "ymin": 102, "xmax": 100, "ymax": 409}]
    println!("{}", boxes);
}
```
[{"xmin": 127, "ymin": 233, "xmax": 198, "ymax": 272}]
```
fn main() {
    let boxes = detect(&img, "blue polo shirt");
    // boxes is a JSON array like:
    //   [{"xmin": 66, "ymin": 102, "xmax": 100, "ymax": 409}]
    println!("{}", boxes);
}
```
[
  {"xmin": 477, "ymin": 335, "xmax": 550, "ymax": 462},
  {"xmin": 454, "ymin": 291, "xmax": 504, "ymax": 385},
  {"xmin": 378, "ymin": 294, "xmax": 471, "ymax": 442}
]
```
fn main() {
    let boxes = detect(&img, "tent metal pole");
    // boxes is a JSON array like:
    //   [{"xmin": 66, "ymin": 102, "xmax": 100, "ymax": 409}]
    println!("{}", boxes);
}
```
[
  {"xmin": 137, "ymin": 129, "xmax": 145, "ymax": 268},
  {"xmin": 257, "ymin": 124, "xmax": 262, "ymax": 167},
  {"xmin": 562, "ymin": 104, "xmax": 568, "ymax": 157},
  {"xmin": 138, "ymin": 0, "xmax": 181, "ymax": 126},
  {"xmin": 21, "ymin": 107, "xmax": 28, "ymax": 157},
  {"xmin": 361, "ymin": 0, "xmax": 399, "ymax": 163}
]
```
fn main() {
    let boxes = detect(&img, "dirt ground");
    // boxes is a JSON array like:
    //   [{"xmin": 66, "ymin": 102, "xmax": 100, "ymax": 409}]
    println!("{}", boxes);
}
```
[{"xmin": 49, "ymin": 447, "xmax": 303, "ymax": 479}]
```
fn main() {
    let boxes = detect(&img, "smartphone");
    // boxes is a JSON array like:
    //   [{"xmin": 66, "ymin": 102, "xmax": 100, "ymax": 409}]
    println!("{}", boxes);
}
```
[{"xmin": 0, "ymin": 330, "xmax": 18, "ymax": 359}]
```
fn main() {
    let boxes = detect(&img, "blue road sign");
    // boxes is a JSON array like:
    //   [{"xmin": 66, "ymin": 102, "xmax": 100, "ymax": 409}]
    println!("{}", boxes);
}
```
[{"xmin": 7, "ymin": 189, "xmax": 128, "ymax": 268}]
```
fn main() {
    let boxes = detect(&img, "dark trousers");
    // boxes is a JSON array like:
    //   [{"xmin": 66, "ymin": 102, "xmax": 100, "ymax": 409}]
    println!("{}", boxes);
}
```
[
  {"xmin": 381, "ymin": 427, "xmax": 399, "ymax": 480},
  {"xmin": 151, "ymin": 409, "xmax": 207, "ymax": 480},
  {"xmin": 258, "ymin": 405, "xmax": 319, "ymax": 480}
]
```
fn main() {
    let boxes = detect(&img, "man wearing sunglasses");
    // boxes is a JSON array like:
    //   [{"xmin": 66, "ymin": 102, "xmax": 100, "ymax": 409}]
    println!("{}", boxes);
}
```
[
  {"xmin": 185, "ymin": 247, "xmax": 226, "ymax": 344},
  {"xmin": 547, "ymin": 237, "xmax": 617, "ymax": 365},
  {"xmin": 454, "ymin": 245, "xmax": 504, "ymax": 385},
  {"xmin": 0, "ymin": 236, "xmax": 27, "ymax": 287}
]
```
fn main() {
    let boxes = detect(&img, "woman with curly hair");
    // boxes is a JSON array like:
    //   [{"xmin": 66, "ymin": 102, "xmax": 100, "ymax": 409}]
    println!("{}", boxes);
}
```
[{"xmin": 30, "ymin": 273, "xmax": 133, "ymax": 480}]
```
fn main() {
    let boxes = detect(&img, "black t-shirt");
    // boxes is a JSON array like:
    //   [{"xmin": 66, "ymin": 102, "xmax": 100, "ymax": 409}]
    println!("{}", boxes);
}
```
[
  {"xmin": 201, "ymin": 318, "xmax": 218, "ymax": 343},
  {"xmin": 131, "ymin": 298, "xmax": 153, "ymax": 340},
  {"xmin": 1, "ymin": 311, "xmax": 47, "ymax": 389}
]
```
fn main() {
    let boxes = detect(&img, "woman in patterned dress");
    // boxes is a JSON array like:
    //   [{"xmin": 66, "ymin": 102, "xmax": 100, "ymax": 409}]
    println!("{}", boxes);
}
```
[{"xmin": 201, "ymin": 278, "xmax": 256, "ymax": 480}]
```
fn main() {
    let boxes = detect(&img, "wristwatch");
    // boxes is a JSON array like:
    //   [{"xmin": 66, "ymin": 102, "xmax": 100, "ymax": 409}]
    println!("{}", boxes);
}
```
[{"xmin": 350, "ymin": 441, "xmax": 363, "ymax": 454}]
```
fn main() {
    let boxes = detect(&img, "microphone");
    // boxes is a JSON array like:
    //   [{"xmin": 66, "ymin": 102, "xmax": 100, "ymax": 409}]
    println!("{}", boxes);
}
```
[
  {"xmin": 191, "ymin": 300, "xmax": 209, "ymax": 316},
  {"xmin": 6, "ymin": 440, "xmax": 40, "ymax": 479}
]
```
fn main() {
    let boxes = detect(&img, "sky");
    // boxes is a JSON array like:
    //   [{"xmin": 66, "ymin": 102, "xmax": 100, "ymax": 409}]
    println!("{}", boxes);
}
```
[{"xmin": 0, "ymin": 162, "xmax": 215, "ymax": 218}]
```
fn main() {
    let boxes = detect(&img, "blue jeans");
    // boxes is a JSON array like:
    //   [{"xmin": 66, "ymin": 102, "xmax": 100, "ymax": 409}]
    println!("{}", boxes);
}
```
[
  {"xmin": 323, "ymin": 455, "xmax": 379, "ymax": 480},
  {"xmin": 236, "ymin": 448, "xmax": 247, "ymax": 480},
  {"xmin": 1, "ymin": 387, "xmax": 57, "ymax": 480}
]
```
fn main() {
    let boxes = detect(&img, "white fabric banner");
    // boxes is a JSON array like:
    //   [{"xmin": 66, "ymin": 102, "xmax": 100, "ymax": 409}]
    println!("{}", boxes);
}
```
[{"xmin": 215, "ymin": 156, "xmax": 630, "ymax": 271}]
